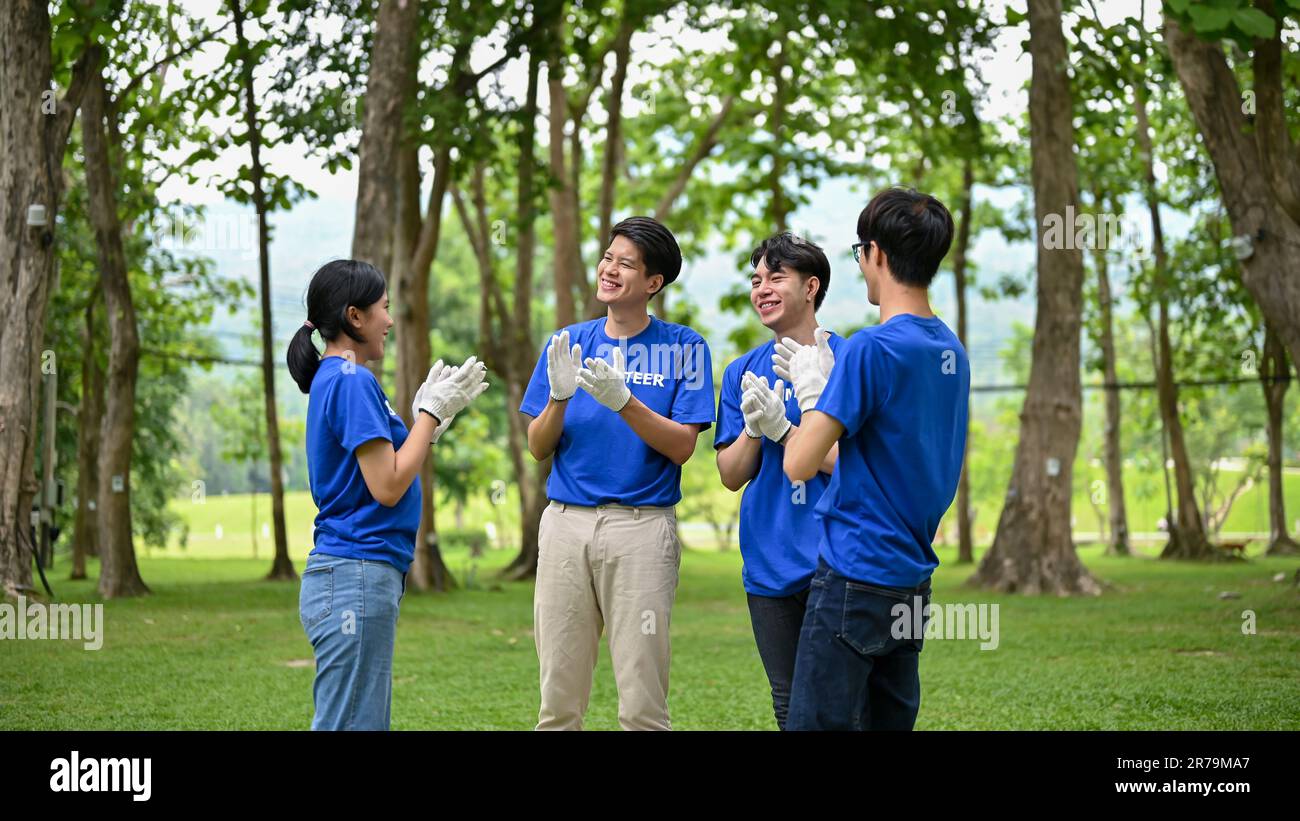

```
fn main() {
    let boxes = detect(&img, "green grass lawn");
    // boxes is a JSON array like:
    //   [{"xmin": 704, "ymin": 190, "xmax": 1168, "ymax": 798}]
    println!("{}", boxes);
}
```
[{"xmin": 3, "ymin": 537, "xmax": 1298, "ymax": 730}]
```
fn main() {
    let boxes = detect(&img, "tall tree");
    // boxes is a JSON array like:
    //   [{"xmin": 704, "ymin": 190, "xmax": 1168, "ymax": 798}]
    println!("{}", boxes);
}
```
[
  {"xmin": 74, "ymin": 3, "xmax": 230, "ymax": 596},
  {"xmin": 0, "ymin": 2, "xmax": 93, "ymax": 598},
  {"xmin": 1163, "ymin": 1, "xmax": 1300, "ymax": 373},
  {"xmin": 70, "ymin": 284, "xmax": 103, "ymax": 579},
  {"xmin": 1088, "ymin": 188, "xmax": 1130, "ymax": 556},
  {"xmin": 339, "ymin": 0, "xmax": 528, "ymax": 589},
  {"xmin": 350, "ymin": 0, "xmax": 419, "ymax": 278},
  {"xmin": 1259, "ymin": 321, "xmax": 1298, "ymax": 555},
  {"xmin": 1133, "ymin": 73, "xmax": 1214, "ymax": 560},
  {"xmin": 545, "ymin": 0, "xmax": 672, "ymax": 326},
  {"xmin": 496, "ymin": 44, "xmax": 547, "ymax": 581},
  {"xmin": 82, "ymin": 64, "xmax": 148, "ymax": 597},
  {"xmin": 1072, "ymin": 7, "xmax": 1139, "ymax": 558},
  {"xmin": 951, "ymin": 158, "xmax": 979, "ymax": 561},
  {"xmin": 972, "ymin": 0, "xmax": 1099, "ymax": 595},
  {"xmin": 230, "ymin": 0, "xmax": 295, "ymax": 580}
]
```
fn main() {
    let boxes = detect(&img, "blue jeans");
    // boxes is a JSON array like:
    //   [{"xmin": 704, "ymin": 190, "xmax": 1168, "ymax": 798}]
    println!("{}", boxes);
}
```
[
  {"xmin": 786, "ymin": 558, "xmax": 932, "ymax": 731},
  {"xmin": 746, "ymin": 587, "xmax": 810, "ymax": 731},
  {"xmin": 299, "ymin": 553, "xmax": 407, "ymax": 730}
]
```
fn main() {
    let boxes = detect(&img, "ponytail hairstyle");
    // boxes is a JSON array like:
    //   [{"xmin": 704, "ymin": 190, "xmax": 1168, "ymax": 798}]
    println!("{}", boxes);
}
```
[{"xmin": 286, "ymin": 259, "xmax": 388, "ymax": 393}]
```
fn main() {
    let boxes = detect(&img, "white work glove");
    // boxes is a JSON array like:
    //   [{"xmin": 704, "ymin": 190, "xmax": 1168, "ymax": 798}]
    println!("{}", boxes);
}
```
[
  {"xmin": 412, "ymin": 360, "xmax": 457, "ymax": 443},
  {"xmin": 546, "ymin": 330, "xmax": 583, "ymax": 401},
  {"xmin": 576, "ymin": 346, "xmax": 632, "ymax": 411},
  {"xmin": 772, "ymin": 326, "xmax": 835, "ymax": 413},
  {"xmin": 739, "ymin": 376, "xmax": 763, "ymax": 439},
  {"xmin": 740, "ymin": 371, "xmax": 792, "ymax": 443},
  {"xmin": 419, "ymin": 356, "xmax": 489, "ymax": 426}
]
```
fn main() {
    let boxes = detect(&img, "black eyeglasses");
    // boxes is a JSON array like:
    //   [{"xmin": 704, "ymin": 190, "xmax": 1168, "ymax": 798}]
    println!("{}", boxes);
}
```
[{"xmin": 851, "ymin": 241, "xmax": 871, "ymax": 263}]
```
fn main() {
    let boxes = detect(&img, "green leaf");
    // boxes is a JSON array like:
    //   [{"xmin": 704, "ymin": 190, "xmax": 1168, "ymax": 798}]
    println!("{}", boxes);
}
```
[
  {"xmin": 1188, "ymin": 5, "xmax": 1234, "ymax": 32},
  {"xmin": 1232, "ymin": 7, "xmax": 1276, "ymax": 38},
  {"xmin": 1165, "ymin": 0, "xmax": 1192, "ymax": 12}
]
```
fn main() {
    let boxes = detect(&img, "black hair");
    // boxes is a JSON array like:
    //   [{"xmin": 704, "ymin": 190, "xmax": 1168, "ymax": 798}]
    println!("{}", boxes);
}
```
[
  {"xmin": 286, "ymin": 259, "xmax": 387, "ymax": 393},
  {"xmin": 749, "ymin": 231, "xmax": 831, "ymax": 310},
  {"xmin": 609, "ymin": 216, "xmax": 682, "ymax": 295},
  {"xmin": 856, "ymin": 187, "xmax": 954, "ymax": 288}
]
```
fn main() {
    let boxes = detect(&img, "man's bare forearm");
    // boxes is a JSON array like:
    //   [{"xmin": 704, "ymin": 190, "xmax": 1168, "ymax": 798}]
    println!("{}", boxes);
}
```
[
  {"xmin": 716, "ymin": 434, "xmax": 761, "ymax": 490},
  {"xmin": 526, "ymin": 396, "xmax": 568, "ymax": 460},
  {"xmin": 783, "ymin": 411, "xmax": 843, "ymax": 482},
  {"xmin": 780, "ymin": 423, "xmax": 839, "ymax": 475},
  {"xmin": 618, "ymin": 395, "xmax": 699, "ymax": 465}
]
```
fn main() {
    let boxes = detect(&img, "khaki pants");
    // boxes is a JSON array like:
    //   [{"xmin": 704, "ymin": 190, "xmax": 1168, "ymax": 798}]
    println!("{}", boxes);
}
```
[{"xmin": 534, "ymin": 500, "xmax": 681, "ymax": 730}]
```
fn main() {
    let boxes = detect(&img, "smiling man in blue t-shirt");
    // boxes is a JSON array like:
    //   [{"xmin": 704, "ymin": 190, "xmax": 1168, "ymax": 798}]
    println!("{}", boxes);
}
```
[
  {"xmin": 714, "ymin": 231, "xmax": 844, "ymax": 730},
  {"xmin": 520, "ymin": 216, "xmax": 714, "ymax": 731},
  {"xmin": 780, "ymin": 188, "xmax": 970, "ymax": 731}
]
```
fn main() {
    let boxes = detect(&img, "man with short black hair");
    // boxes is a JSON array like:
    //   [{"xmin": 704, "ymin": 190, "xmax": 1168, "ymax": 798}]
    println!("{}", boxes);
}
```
[
  {"xmin": 779, "ymin": 187, "xmax": 970, "ymax": 731},
  {"xmin": 521, "ymin": 215, "xmax": 715, "ymax": 731},
  {"xmin": 714, "ymin": 231, "xmax": 844, "ymax": 730}
]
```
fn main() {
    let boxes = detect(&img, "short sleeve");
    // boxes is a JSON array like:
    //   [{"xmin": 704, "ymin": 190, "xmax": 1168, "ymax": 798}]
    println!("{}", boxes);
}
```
[
  {"xmin": 670, "ymin": 334, "xmax": 715, "ymax": 430},
  {"xmin": 519, "ymin": 336, "xmax": 552, "ymax": 418},
  {"xmin": 815, "ymin": 333, "xmax": 881, "ymax": 437},
  {"xmin": 713, "ymin": 360, "xmax": 743, "ymax": 449},
  {"xmin": 328, "ymin": 370, "xmax": 394, "ymax": 453}
]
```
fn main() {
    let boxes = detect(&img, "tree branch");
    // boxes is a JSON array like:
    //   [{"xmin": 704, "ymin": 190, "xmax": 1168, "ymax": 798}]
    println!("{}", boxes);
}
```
[
  {"xmin": 52, "ymin": 44, "xmax": 99, "ymax": 158},
  {"xmin": 654, "ymin": 93, "xmax": 736, "ymax": 221},
  {"xmin": 118, "ymin": 19, "xmax": 233, "ymax": 104}
]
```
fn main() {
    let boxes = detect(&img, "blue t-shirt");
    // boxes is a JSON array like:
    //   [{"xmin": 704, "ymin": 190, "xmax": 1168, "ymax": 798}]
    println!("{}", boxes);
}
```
[
  {"xmin": 813, "ymin": 314, "xmax": 969, "ymax": 587},
  {"xmin": 306, "ymin": 356, "xmax": 422, "ymax": 573},
  {"xmin": 714, "ymin": 333, "xmax": 845, "ymax": 597},
  {"xmin": 520, "ymin": 315, "xmax": 715, "ymax": 507}
]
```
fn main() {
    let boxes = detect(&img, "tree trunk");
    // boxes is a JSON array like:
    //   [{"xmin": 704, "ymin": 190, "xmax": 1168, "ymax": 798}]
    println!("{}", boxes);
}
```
[
  {"xmin": 1130, "ymin": 81, "xmax": 1216, "ymax": 561},
  {"xmin": 351, "ymin": 0, "xmax": 420, "ymax": 382},
  {"xmin": 1261, "ymin": 321, "xmax": 1298, "ymax": 555},
  {"xmin": 451, "ymin": 76, "xmax": 550, "ymax": 579},
  {"xmin": 456, "ymin": 52, "xmax": 548, "ymax": 580},
  {"xmin": 500, "ymin": 376, "xmax": 550, "ymax": 581},
  {"xmin": 351, "ymin": 0, "xmax": 419, "ymax": 276},
  {"xmin": 232, "ymin": 0, "xmax": 295, "ymax": 582},
  {"xmin": 1164, "ymin": 13, "xmax": 1300, "ymax": 374},
  {"xmin": 0, "ymin": 3, "xmax": 91, "ymax": 599},
  {"xmin": 972, "ymin": 0, "xmax": 1099, "ymax": 595},
  {"xmin": 71, "ymin": 289, "xmax": 104, "ymax": 579},
  {"xmin": 1153, "ymin": 299, "xmax": 1215, "ymax": 559},
  {"xmin": 953, "ymin": 158, "xmax": 974, "ymax": 563},
  {"xmin": 1091, "ymin": 191, "xmax": 1129, "ymax": 557},
  {"xmin": 547, "ymin": 41, "xmax": 582, "ymax": 329},
  {"xmin": 505, "ymin": 52, "xmax": 544, "ymax": 579},
  {"xmin": 393, "ymin": 140, "xmax": 456, "ymax": 592},
  {"xmin": 83, "ymin": 71, "xmax": 148, "ymax": 598}
]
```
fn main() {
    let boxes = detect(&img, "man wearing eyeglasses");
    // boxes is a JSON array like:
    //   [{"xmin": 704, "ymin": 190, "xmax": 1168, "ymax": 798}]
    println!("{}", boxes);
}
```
[{"xmin": 777, "ymin": 187, "xmax": 970, "ymax": 731}]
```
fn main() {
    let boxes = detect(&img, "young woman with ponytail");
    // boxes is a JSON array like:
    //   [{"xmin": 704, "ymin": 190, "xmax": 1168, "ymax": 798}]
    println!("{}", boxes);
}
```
[{"xmin": 286, "ymin": 259, "xmax": 488, "ymax": 730}]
